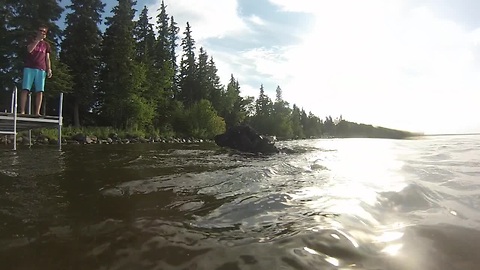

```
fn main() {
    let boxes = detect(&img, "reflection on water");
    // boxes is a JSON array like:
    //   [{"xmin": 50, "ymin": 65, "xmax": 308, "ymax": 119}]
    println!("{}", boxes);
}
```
[{"xmin": 1, "ymin": 136, "xmax": 480, "ymax": 269}]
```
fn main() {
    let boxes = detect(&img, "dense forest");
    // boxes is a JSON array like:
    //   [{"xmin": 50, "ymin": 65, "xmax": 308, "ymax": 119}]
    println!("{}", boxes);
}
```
[{"xmin": 0, "ymin": 0, "xmax": 416, "ymax": 140}]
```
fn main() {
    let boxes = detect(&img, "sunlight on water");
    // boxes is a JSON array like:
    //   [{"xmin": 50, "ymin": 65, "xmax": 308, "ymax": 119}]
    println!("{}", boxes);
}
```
[{"xmin": 1, "ymin": 136, "xmax": 480, "ymax": 269}]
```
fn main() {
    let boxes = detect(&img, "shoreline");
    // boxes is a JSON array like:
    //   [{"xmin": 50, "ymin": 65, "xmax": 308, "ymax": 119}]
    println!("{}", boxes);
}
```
[{"xmin": 0, "ymin": 133, "xmax": 212, "ymax": 147}]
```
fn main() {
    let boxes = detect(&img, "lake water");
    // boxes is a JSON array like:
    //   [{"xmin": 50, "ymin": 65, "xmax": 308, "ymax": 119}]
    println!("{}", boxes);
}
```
[{"xmin": 1, "ymin": 135, "xmax": 480, "ymax": 270}]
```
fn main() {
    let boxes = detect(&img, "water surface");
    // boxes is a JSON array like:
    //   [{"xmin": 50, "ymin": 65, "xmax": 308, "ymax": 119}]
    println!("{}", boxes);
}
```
[{"xmin": 1, "ymin": 135, "xmax": 480, "ymax": 269}]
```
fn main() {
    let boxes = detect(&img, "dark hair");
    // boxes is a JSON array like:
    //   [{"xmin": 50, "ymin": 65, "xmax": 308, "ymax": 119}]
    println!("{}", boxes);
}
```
[{"xmin": 38, "ymin": 24, "xmax": 49, "ymax": 30}]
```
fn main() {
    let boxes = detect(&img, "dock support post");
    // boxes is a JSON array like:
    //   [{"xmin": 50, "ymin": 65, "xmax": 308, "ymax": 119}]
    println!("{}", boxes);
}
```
[
  {"xmin": 12, "ymin": 86, "xmax": 17, "ymax": 151},
  {"xmin": 58, "ymin": 93, "xmax": 63, "ymax": 151},
  {"xmin": 27, "ymin": 93, "xmax": 32, "ymax": 147}
]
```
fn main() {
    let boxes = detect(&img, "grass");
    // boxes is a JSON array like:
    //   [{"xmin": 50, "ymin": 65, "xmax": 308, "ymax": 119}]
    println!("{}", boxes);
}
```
[{"xmin": 21, "ymin": 126, "xmax": 178, "ymax": 141}]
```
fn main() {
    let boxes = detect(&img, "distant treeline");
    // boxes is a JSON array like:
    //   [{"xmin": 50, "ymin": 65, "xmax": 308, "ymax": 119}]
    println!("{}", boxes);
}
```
[{"xmin": 0, "ymin": 0, "xmax": 415, "ymax": 140}]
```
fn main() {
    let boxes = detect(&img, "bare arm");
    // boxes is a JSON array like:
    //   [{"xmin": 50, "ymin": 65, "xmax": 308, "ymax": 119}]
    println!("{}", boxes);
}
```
[
  {"xmin": 27, "ymin": 39, "xmax": 41, "ymax": 53},
  {"xmin": 46, "ymin": 52, "xmax": 52, "ymax": 78}
]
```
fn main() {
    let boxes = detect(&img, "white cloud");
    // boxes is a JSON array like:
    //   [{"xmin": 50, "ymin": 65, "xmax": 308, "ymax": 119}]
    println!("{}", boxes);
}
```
[
  {"xmin": 252, "ymin": 1, "xmax": 480, "ymax": 134},
  {"xmin": 248, "ymin": 15, "xmax": 266, "ymax": 26},
  {"xmin": 145, "ymin": 0, "xmax": 480, "ymax": 134},
  {"xmin": 149, "ymin": 0, "xmax": 250, "ymax": 41}
]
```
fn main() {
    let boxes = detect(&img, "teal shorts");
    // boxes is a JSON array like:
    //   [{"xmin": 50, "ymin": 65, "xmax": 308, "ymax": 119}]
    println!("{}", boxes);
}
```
[{"xmin": 22, "ymin": 68, "xmax": 46, "ymax": 92}]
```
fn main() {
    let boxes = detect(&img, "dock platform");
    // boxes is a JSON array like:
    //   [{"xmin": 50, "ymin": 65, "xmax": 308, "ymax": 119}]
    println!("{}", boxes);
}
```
[{"xmin": 0, "ymin": 87, "xmax": 63, "ymax": 150}]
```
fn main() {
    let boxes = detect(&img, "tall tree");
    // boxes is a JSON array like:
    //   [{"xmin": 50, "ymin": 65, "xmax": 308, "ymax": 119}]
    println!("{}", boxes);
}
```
[
  {"xmin": 221, "ymin": 74, "xmax": 250, "ymax": 128},
  {"xmin": 133, "ymin": 6, "xmax": 155, "ymax": 63},
  {"xmin": 178, "ymin": 22, "xmax": 197, "ymax": 107},
  {"xmin": 291, "ymin": 104, "xmax": 304, "ymax": 138},
  {"xmin": 196, "ymin": 47, "xmax": 209, "ymax": 102},
  {"xmin": 61, "ymin": 0, "xmax": 105, "ymax": 127},
  {"xmin": 255, "ymin": 84, "xmax": 273, "ymax": 117},
  {"xmin": 206, "ymin": 57, "xmax": 224, "ymax": 113},
  {"xmin": 99, "ymin": 0, "xmax": 153, "ymax": 129},
  {"xmin": 135, "ymin": 5, "xmax": 172, "ymax": 131},
  {"xmin": 168, "ymin": 16, "xmax": 180, "ymax": 96},
  {"xmin": 155, "ymin": 0, "xmax": 169, "ymax": 67},
  {"xmin": 0, "ymin": 0, "xmax": 63, "ymax": 110},
  {"xmin": 272, "ymin": 85, "xmax": 292, "ymax": 138},
  {"xmin": 251, "ymin": 84, "xmax": 273, "ymax": 134}
]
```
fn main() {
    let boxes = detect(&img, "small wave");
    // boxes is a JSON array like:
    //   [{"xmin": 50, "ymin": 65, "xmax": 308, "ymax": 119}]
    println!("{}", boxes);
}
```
[{"xmin": 376, "ymin": 183, "xmax": 441, "ymax": 212}]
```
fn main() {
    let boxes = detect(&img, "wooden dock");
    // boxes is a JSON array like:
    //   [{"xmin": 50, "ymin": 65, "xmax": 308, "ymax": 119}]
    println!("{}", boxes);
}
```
[{"xmin": 0, "ymin": 87, "xmax": 63, "ymax": 150}]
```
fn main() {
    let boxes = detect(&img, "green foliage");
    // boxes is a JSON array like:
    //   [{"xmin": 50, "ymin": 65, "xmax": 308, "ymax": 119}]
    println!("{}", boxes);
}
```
[
  {"xmin": 61, "ymin": 0, "xmax": 104, "ymax": 127},
  {"xmin": 291, "ymin": 105, "xmax": 305, "ymax": 139},
  {"xmin": 179, "ymin": 22, "xmax": 198, "ymax": 107},
  {"xmin": 125, "ymin": 93, "xmax": 155, "ymax": 130},
  {"xmin": 98, "ymin": 0, "xmax": 138, "ymax": 129},
  {"xmin": 170, "ymin": 100, "xmax": 189, "ymax": 135},
  {"xmin": 186, "ymin": 99, "xmax": 225, "ymax": 139},
  {"xmin": 272, "ymin": 86, "xmax": 293, "ymax": 138},
  {"xmin": 134, "ymin": 6, "xmax": 155, "ymax": 63},
  {"xmin": 249, "ymin": 84, "xmax": 275, "ymax": 134},
  {"xmin": 0, "ymin": 0, "xmax": 63, "ymax": 110},
  {"xmin": 47, "ymin": 50, "xmax": 74, "ymax": 97},
  {"xmin": 218, "ymin": 75, "xmax": 252, "ymax": 129}
]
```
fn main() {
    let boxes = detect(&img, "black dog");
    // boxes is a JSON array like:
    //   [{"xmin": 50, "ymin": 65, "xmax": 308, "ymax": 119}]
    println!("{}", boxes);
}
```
[{"xmin": 214, "ymin": 125, "xmax": 279, "ymax": 154}]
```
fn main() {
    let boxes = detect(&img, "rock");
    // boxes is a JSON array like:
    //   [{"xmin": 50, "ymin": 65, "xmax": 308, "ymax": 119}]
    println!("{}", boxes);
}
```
[
  {"xmin": 72, "ymin": 133, "xmax": 86, "ymax": 143},
  {"xmin": 36, "ymin": 135, "xmax": 49, "ymax": 144},
  {"xmin": 214, "ymin": 125, "xmax": 279, "ymax": 154},
  {"xmin": 108, "ymin": 133, "xmax": 119, "ymax": 141},
  {"xmin": 85, "ymin": 136, "xmax": 94, "ymax": 144}
]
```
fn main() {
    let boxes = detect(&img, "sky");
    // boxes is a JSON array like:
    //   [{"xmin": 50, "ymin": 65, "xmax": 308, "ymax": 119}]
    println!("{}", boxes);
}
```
[{"xmin": 63, "ymin": 0, "xmax": 480, "ymax": 134}]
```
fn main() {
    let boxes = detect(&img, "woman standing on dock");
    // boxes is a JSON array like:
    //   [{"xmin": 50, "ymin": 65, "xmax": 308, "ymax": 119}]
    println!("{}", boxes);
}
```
[{"xmin": 20, "ymin": 24, "xmax": 53, "ymax": 116}]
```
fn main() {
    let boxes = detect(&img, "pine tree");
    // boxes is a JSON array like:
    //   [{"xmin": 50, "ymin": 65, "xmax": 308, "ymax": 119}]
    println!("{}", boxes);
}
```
[
  {"xmin": 221, "ymin": 74, "xmax": 251, "ymax": 128},
  {"xmin": 179, "ymin": 22, "xmax": 197, "ymax": 107},
  {"xmin": 255, "ymin": 84, "xmax": 273, "ymax": 117},
  {"xmin": 0, "ymin": 0, "xmax": 63, "ymax": 110},
  {"xmin": 61, "ymin": 0, "xmax": 105, "ymax": 127},
  {"xmin": 196, "ymin": 47, "xmax": 209, "ymax": 101},
  {"xmin": 135, "ymin": 5, "xmax": 172, "ymax": 131},
  {"xmin": 272, "ymin": 85, "xmax": 292, "ymax": 138},
  {"xmin": 133, "ymin": 6, "xmax": 155, "ymax": 63},
  {"xmin": 252, "ymin": 84, "xmax": 273, "ymax": 134},
  {"xmin": 291, "ymin": 104, "xmax": 304, "ymax": 138},
  {"xmin": 99, "ymin": 0, "xmax": 153, "ymax": 129},
  {"xmin": 155, "ymin": 0, "xmax": 169, "ymax": 67},
  {"xmin": 168, "ymin": 16, "xmax": 180, "ymax": 96},
  {"xmin": 206, "ymin": 57, "xmax": 224, "ymax": 113}
]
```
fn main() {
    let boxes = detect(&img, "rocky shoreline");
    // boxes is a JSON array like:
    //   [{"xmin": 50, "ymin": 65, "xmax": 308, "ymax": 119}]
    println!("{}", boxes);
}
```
[{"xmin": 0, "ymin": 132, "xmax": 210, "ymax": 146}]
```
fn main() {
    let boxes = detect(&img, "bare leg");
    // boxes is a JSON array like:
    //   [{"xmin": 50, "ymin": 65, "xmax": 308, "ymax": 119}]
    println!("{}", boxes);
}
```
[
  {"xmin": 35, "ymin": 92, "xmax": 43, "ymax": 116},
  {"xmin": 19, "ymin": 90, "xmax": 29, "ymax": 114}
]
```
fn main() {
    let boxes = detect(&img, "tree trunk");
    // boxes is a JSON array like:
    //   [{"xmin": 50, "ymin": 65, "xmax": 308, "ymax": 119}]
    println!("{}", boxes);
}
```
[{"xmin": 73, "ymin": 100, "xmax": 80, "ymax": 127}]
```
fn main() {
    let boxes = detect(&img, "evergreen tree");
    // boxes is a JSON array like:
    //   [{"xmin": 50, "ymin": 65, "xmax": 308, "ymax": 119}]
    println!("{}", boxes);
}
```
[
  {"xmin": 251, "ymin": 84, "xmax": 273, "ymax": 134},
  {"xmin": 323, "ymin": 115, "xmax": 335, "ymax": 136},
  {"xmin": 221, "ymin": 75, "xmax": 251, "ymax": 128},
  {"xmin": 168, "ymin": 16, "xmax": 180, "ymax": 96},
  {"xmin": 206, "ymin": 57, "xmax": 224, "ymax": 113},
  {"xmin": 178, "ymin": 22, "xmax": 197, "ymax": 107},
  {"xmin": 136, "ymin": 5, "xmax": 172, "ymax": 132},
  {"xmin": 99, "ymin": 0, "xmax": 153, "ymax": 129},
  {"xmin": 61, "ymin": 0, "xmax": 105, "ymax": 127},
  {"xmin": 196, "ymin": 47, "xmax": 209, "ymax": 101},
  {"xmin": 155, "ymin": 0, "xmax": 169, "ymax": 67},
  {"xmin": 44, "ymin": 50, "xmax": 74, "ymax": 116},
  {"xmin": 291, "ymin": 104, "xmax": 304, "ymax": 138},
  {"xmin": 133, "ymin": 6, "xmax": 155, "ymax": 62},
  {"xmin": 0, "ymin": 2, "xmax": 15, "ymax": 110},
  {"xmin": 272, "ymin": 85, "xmax": 292, "ymax": 138},
  {"xmin": 0, "ymin": 0, "xmax": 63, "ymax": 110},
  {"xmin": 255, "ymin": 84, "xmax": 273, "ymax": 117}
]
